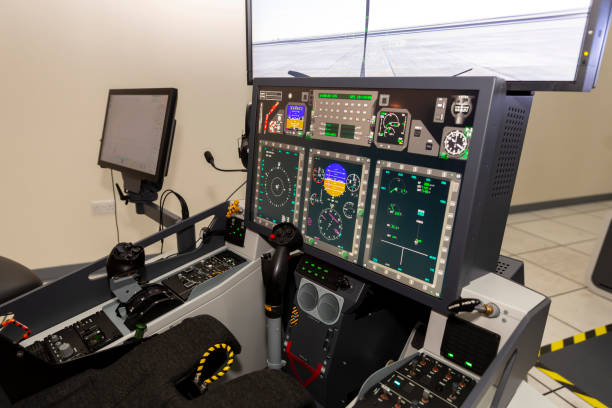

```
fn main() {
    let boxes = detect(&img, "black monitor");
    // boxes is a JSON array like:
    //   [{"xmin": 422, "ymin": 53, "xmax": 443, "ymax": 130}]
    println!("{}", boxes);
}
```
[
  {"xmin": 98, "ymin": 88, "xmax": 178, "ymax": 199},
  {"xmin": 246, "ymin": 0, "xmax": 611, "ymax": 92}
]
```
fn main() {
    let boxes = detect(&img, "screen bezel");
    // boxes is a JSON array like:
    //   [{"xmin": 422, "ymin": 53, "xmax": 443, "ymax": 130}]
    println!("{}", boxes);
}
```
[
  {"xmin": 245, "ymin": 0, "xmax": 611, "ymax": 92},
  {"xmin": 97, "ymin": 88, "xmax": 178, "ymax": 184}
]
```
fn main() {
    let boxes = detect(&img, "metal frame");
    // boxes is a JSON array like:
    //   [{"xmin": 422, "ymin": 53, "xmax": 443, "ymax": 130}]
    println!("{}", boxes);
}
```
[{"xmin": 244, "ymin": 0, "xmax": 612, "ymax": 92}]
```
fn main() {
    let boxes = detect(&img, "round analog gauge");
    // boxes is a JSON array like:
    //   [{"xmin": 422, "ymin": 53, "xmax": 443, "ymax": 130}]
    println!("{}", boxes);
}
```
[
  {"xmin": 264, "ymin": 166, "xmax": 292, "ymax": 207},
  {"xmin": 387, "ymin": 202, "xmax": 402, "ymax": 216},
  {"xmin": 342, "ymin": 202, "xmax": 356, "ymax": 219},
  {"xmin": 388, "ymin": 177, "xmax": 407, "ymax": 195},
  {"xmin": 318, "ymin": 208, "xmax": 343, "ymax": 241},
  {"xmin": 443, "ymin": 130, "xmax": 468, "ymax": 156},
  {"xmin": 346, "ymin": 173, "xmax": 360, "ymax": 193},
  {"xmin": 312, "ymin": 166, "xmax": 325, "ymax": 184}
]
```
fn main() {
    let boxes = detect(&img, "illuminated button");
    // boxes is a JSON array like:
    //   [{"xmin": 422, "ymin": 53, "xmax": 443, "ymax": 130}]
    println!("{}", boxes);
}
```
[
  {"xmin": 445, "ymin": 374, "xmax": 452, "ymax": 380},
  {"xmin": 357, "ymin": 209, "xmax": 365, "ymax": 217},
  {"xmin": 309, "ymin": 238, "xmax": 315, "ymax": 245},
  {"xmin": 419, "ymin": 360, "xmax": 426, "ymax": 366},
  {"xmin": 459, "ymin": 381, "xmax": 466, "ymax": 387},
  {"xmin": 341, "ymin": 251, "xmax": 348, "ymax": 259},
  {"xmin": 432, "ymin": 366, "xmax": 439, "ymax": 373}
]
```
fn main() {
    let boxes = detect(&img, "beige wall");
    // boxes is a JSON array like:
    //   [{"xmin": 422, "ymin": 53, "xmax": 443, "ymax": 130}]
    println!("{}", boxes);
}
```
[
  {"xmin": 1, "ymin": 1, "xmax": 611, "ymax": 268},
  {"xmin": 513, "ymin": 36, "xmax": 612, "ymax": 205},
  {"xmin": 0, "ymin": 1, "xmax": 251, "ymax": 268}
]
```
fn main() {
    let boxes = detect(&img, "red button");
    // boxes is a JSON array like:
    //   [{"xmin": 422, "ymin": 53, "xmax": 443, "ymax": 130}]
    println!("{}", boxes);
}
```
[
  {"xmin": 269, "ymin": 233, "xmax": 276, "ymax": 239},
  {"xmin": 419, "ymin": 360, "xmax": 426, "ymax": 366},
  {"xmin": 432, "ymin": 367, "xmax": 439, "ymax": 373},
  {"xmin": 445, "ymin": 374, "xmax": 452, "ymax": 380},
  {"xmin": 459, "ymin": 381, "xmax": 466, "ymax": 387}
]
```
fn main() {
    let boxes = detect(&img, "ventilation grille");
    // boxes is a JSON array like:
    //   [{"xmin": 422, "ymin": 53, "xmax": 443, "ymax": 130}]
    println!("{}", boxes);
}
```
[
  {"xmin": 496, "ymin": 260, "xmax": 511, "ymax": 275},
  {"xmin": 491, "ymin": 106, "xmax": 527, "ymax": 198}
]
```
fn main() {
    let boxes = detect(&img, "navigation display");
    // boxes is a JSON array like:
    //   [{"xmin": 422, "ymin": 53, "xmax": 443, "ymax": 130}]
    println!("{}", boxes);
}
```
[
  {"xmin": 364, "ymin": 161, "xmax": 461, "ymax": 297},
  {"xmin": 253, "ymin": 141, "xmax": 305, "ymax": 229},
  {"xmin": 302, "ymin": 150, "xmax": 370, "ymax": 263}
]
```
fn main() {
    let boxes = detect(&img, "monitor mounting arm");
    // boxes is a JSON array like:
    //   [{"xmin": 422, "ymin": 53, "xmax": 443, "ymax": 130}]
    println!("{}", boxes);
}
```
[{"xmin": 115, "ymin": 174, "xmax": 196, "ymax": 254}]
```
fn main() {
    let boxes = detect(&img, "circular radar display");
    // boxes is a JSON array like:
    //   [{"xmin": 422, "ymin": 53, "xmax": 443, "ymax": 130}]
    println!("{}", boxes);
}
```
[
  {"xmin": 346, "ymin": 173, "xmax": 360, "ymax": 192},
  {"xmin": 318, "ymin": 208, "xmax": 343, "ymax": 241},
  {"xmin": 388, "ymin": 177, "xmax": 407, "ymax": 195},
  {"xmin": 264, "ymin": 165, "xmax": 292, "ymax": 207},
  {"xmin": 342, "ymin": 202, "xmax": 356, "ymax": 219},
  {"xmin": 312, "ymin": 166, "xmax": 325, "ymax": 184},
  {"xmin": 443, "ymin": 129, "xmax": 468, "ymax": 156},
  {"xmin": 323, "ymin": 163, "xmax": 347, "ymax": 197}
]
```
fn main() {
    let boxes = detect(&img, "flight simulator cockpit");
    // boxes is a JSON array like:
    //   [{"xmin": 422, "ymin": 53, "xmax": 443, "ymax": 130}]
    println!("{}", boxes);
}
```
[{"xmin": 1, "ymin": 1, "xmax": 611, "ymax": 407}]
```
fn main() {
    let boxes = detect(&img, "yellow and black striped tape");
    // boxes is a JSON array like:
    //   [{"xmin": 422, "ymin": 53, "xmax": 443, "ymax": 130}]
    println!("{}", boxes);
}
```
[
  {"xmin": 536, "ymin": 323, "xmax": 611, "ymax": 408},
  {"xmin": 195, "ymin": 343, "xmax": 235, "ymax": 385},
  {"xmin": 539, "ymin": 323, "xmax": 611, "ymax": 356},
  {"xmin": 534, "ymin": 362, "xmax": 608, "ymax": 408},
  {"xmin": 289, "ymin": 306, "xmax": 300, "ymax": 327}
]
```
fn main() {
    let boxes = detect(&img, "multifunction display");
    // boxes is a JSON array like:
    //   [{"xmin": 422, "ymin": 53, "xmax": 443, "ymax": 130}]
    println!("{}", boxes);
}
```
[
  {"xmin": 364, "ymin": 161, "xmax": 461, "ymax": 297},
  {"xmin": 253, "ymin": 141, "xmax": 305, "ymax": 229},
  {"xmin": 302, "ymin": 150, "xmax": 370, "ymax": 263}
]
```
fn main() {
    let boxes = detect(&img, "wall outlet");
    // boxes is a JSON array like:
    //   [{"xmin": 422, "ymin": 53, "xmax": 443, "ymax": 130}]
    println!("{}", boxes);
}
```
[{"xmin": 92, "ymin": 200, "xmax": 115, "ymax": 214}]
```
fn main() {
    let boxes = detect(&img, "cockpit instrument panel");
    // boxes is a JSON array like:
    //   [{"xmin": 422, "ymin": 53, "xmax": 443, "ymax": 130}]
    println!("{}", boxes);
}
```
[
  {"xmin": 248, "ymin": 78, "xmax": 519, "ymax": 306},
  {"xmin": 302, "ymin": 150, "xmax": 370, "ymax": 263},
  {"xmin": 253, "ymin": 140, "xmax": 305, "ymax": 229}
]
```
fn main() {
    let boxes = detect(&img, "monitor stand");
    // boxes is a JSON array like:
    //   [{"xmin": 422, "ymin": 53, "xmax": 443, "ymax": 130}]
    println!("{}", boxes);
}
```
[{"xmin": 116, "ymin": 174, "xmax": 196, "ymax": 254}]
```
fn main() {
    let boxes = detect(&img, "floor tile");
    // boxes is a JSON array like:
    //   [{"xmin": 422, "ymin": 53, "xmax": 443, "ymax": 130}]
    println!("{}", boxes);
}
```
[
  {"xmin": 519, "ymin": 247, "xmax": 591, "ymax": 284},
  {"xmin": 527, "ymin": 375, "xmax": 551, "ymax": 393},
  {"xmin": 556, "ymin": 388, "xmax": 594, "ymax": 408},
  {"xmin": 507, "ymin": 212, "xmax": 541, "ymax": 224},
  {"xmin": 541, "ymin": 316, "xmax": 581, "ymax": 346},
  {"xmin": 547, "ymin": 392, "xmax": 576, "ymax": 408},
  {"xmin": 587, "ymin": 208, "xmax": 612, "ymax": 219},
  {"xmin": 523, "ymin": 262, "xmax": 582, "ymax": 297},
  {"xmin": 553, "ymin": 213, "xmax": 606, "ymax": 234},
  {"xmin": 532, "ymin": 207, "xmax": 579, "ymax": 218},
  {"xmin": 501, "ymin": 227, "xmax": 557, "ymax": 254},
  {"xmin": 565, "ymin": 201, "xmax": 612, "ymax": 213},
  {"xmin": 500, "ymin": 249, "xmax": 514, "ymax": 257},
  {"xmin": 529, "ymin": 367, "xmax": 563, "ymax": 390},
  {"xmin": 513, "ymin": 219, "xmax": 595, "ymax": 245},
  {"xmin": 549, "ymin": 288, "xmax": 612, "ymax": 332},
  {"xmin": 566, "ymin": 240, "xmax": 598, "ymax": 256}
]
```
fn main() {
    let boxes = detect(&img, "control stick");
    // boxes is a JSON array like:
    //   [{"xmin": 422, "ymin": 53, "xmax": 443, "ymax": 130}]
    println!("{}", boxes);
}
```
[{"xmin": 261, "ymin": 223, "xmax": 303, "ymax": 369}]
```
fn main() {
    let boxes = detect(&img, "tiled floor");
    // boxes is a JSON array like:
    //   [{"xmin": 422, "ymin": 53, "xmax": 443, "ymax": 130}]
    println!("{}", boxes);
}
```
[{"xmin": 503, "ymin": 200, "xmax": 612, "ymax": 408}]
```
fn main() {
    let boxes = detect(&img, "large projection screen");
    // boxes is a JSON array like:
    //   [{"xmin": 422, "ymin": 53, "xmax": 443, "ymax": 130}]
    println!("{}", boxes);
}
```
[{"xmin": 248, "ymin": 0, "xmax": 611, "ymax": 91}]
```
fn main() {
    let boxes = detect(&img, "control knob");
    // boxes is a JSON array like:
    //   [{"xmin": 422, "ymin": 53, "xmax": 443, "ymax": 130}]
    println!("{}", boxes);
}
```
[{"xmin": 58, "ymin": 342, "xmax": 74, "ymax": 360}]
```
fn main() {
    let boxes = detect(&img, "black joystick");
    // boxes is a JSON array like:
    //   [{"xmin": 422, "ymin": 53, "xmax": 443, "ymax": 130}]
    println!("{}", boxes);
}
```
[
  {"xmin": 261, "ymin": 223, "xmax": 303, "ymax": 319},
  {"xmin": 106, "ymin": 242, "xmax": 145, "ymax": 281},
  {"xmin": 261, "ymin": 223, "xmax": 303, "ymax": 369}
]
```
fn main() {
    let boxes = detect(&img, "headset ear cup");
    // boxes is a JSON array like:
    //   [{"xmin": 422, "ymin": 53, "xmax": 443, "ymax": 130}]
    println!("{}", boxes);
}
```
[
  {"xmin": 239, "ymin": 104, "xmax": 252, "ymax": 169},
  {"xmin": 239, "ymin": 135, "xmax": 249, "ymax": 169}
]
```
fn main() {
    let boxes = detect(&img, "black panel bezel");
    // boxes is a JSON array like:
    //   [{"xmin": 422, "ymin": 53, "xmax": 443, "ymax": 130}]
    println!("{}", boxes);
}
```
[{"xmin": 246, "ymin": 77, "xmax": 504, "ymax": 313}]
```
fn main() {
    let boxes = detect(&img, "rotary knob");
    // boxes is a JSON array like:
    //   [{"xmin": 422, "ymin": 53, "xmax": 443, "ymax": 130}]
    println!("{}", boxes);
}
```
[{"xmin": 58, "ymin": 342, "xmax": 74, "ymax": 360}]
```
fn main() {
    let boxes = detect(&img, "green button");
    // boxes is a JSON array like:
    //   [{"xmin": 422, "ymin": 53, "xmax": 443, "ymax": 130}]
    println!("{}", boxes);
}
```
[
  {"xmin": 315, "ymin": 273, "xmax": 318, "ymax": 277},
  {"xmin": 301, "ymin": 267, "xmax": 305, "ymax": 271},
  {"xmin": 357, "ymin": 209, "xmax": 365, "ymax": 217},
  {"xmin": 324, "ymin": 269, "xmax": 328, "ymax": 273},
  {"xmin": 317, "ymin": 266, "xmax": 322, "ymax": 270},
  {"xmin": 308, "ymin": 270, "xmax": 313, "ymax": 274},
  {"xmin": 342, "ymin": 251, "xmax": 348, "ymax": 259},
  {"xmin": 309, "ymin": 238, "xmax": 315, "ymax": 245},
  {"xmin": 322, "ymin": 276, "xmax": 325, "ymax": 280}
]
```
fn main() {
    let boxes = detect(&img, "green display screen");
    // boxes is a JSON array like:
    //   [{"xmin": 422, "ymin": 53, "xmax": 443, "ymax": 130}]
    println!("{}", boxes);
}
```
[{"xmin": 319, "ymin": 93, "xmax": 372, "ymax": 100}]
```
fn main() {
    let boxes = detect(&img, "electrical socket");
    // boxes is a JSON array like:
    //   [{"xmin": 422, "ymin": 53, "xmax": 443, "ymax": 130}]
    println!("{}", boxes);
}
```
[{"xmin": 92, "ymin": 200, "xmax": 115, "ymax": 214}]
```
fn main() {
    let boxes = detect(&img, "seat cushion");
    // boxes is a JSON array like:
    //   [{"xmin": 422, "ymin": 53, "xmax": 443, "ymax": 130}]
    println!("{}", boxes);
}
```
[{"xmin": 0, "ymin": 256, "xmax": 41, "ymax": 304}]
